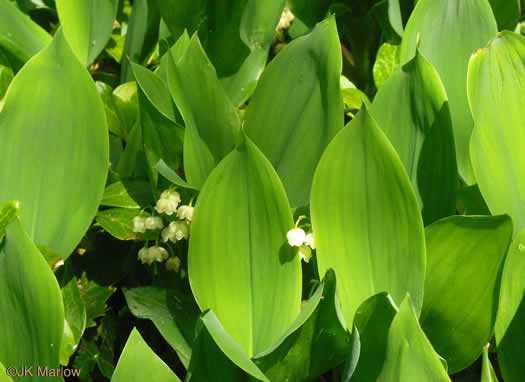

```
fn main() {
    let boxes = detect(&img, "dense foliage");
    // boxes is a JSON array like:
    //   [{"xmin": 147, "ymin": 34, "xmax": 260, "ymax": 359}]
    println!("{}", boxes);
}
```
[{"xmin": 0, "ymin": 0, "xmax": 524, "ymax": 381}]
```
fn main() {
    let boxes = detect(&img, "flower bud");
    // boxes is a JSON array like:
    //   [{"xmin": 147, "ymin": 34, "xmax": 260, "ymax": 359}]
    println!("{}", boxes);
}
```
[
  {"xmin": 132, "ymin": 216, "xmax": 146, "ymax": 233},
  {"xmin": 177, "ymin": 205, "xmax": 194, "ymax": 222},
  {"xmin": 287, "ymin": 227, "xmax": 306, "ymax": 247},
  {"xmin": 166, "ymin": 256, "xmax": 181, "ymax": 272}
]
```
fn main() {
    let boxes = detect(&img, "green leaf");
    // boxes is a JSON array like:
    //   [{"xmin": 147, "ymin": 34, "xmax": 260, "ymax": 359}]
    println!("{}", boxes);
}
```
[
  {"xmin": 188, "ymin": 135, "xmax": 302, "ymax": 357},
  {"xmin": 377, "ymin": 297, "xmax": 451, "ymax": 382},
  {"xmin": 254, "ymin": 270, "xmax": 358, "ymax": 381},
  {"xmin": 96, "ymin": 208, "xmax": 154, "ymax": 241},
  {"xmin": 494, "ymin": 228, "xmax": 525, "ymax": 382},
  {"xmin": 112, "ymin": 328, "xmax": 181, "ymax": 382},
  {"xmin": 311, "ymin": 107, "xmax": 426, "ymax": 328},
  {"xmin": 0, "ymin": 200, "xmax": 19, "ymax": 243},
  {"xmin": 0, "ymin": 30, "xmax": 109, "ymax": 259},
  {"xmin": 340, "ymin": 76, "xmax": 370, "ymax": 115},
  {"xmin": 481, "ymin": 343, "xmax": 499, "ymax": 382},
  {"xmin": 112, "ymin": 81, "xmax": 139, "ymax": 141},
  {"xmin": 60, "ymin": 261, "xmax": 87, "ymax": 365},
  {"xmin": 0, "ymin": 64, "xmax": 13, "ymax": 99},
  {"xmin": 373, "ymin": 42, "xmax": 400, "ymax": 89},
  {"xmin": 0, "ymin": 219, "xmax": 64, "ymax": 378},
  {"xmin": 166, "ymin": 32, "xmax": 240, "ymax": 163},
  {"xmin": 400, "ymin": 0, "xmax": 497, "ymax": 184},
  {"xmin": 387, "ymin": 0, "xmax": 416, "ymax": 36},
  {"xmin": 488, "ymin": 0, "xmax": 521, "ymax": 31},
  {"xmin": 245, "ymin": 17, "xmax": 344, "ymax": 207},
  {"xmin": 101, "ymin": 179, "xmax": 154, "ymax": 209},
  {"xmin": 468, "ymin": 31, "xmax": 525, "ymax": 235},
  {"xmin": 0, "ymin": 361, "xmax": 12, "ymax": 382},
  {"xmin": 120, "ymin": 0, "xmax": 159, "ymax": 83},
  {"xmin": 56, "ymin": 0, "xmax": 119, "ymax": 65},
  {"xmin": 155, "ymin": 160, "xmax": 198, "ymax": 191},
  {"xmin": 158, "ymin": 0, "xmax": 286, "ymax": 106},
  {"xmin": 79, "ymin": 273, "xmax": 117, "ymax": 328},
  {"xmin": 370, "ymin": 49, "xmax": 457, "ymax": 225},
  {"xmin": 186, "ymin": 310, "xmax": 269, "ymax": 382},
  {"xmin": 351, "ymin": 293, "xmax": 398, "ymax": 381},
  {"xmin": 457, "ymin": 185, "xmax": 490, "ymax": 216},
  {"xmin": 421, "ymin": 215, "xmax": 513, "ymax": 373},
  {"xmin": 0, "ymin": 0, "xmax": 51, "ymax": 66},
  {"xmin": 124, "ymin": 286, "xmax": 200, "ymax": 369}
]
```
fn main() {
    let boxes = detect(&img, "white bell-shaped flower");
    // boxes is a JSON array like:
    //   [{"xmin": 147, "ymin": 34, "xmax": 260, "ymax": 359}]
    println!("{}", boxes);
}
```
[
  {"xmin": 138, "ymin": 247, "xmax": 153, "ymax": 264},
  {"xmin": 173, "ymin": 221, "xmax": 189, "ymax": 241},
  {"xmin": 166, "ymin": 256, "xmax": 181, "ymax": 272},
  {"xmin": 298, "ymin": 245, "xmax": 312, "ymax": 263},
  {"xmin": 149, "ymin": 246, "xmax": 169, "ymax": 262},
  {"xmin": 305, "ymin": 233, "xmax": 315, "ymax": 250},
  {"xmin": 133, "ymin": 216, "xmax": 146, "ymax": 233},
  {"xmin": 145, "ymin": 216, "xmax": 164, "ymax": 230},
  {"xmin": 155, "ymin": 189, "xmax": 181, "ymax": 215},
  {"xmin": 177, "ymin": 205, "xmax": 194, "ymax": 222},
  {"xmin": 287, "ymin": 227, "xmax": 306, "ymax": 247}
]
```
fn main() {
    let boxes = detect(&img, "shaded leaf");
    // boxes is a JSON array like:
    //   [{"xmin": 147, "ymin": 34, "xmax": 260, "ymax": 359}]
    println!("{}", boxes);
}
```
[
  {"xmin": 421, "ymin": 215, "xmax": 512, "ymax": 373},
  {"xmin": 377, "ymin": 297, "xmax": 451, "ymax": 382},
  {"xmin": 101, "ymin": 179, "xmax": 154, "ymax": 209},
  {"xmin": 245, "ymin": 17, "xmax": 344, "ymax": 207},
  {"xmin": 400, "ymin": 0, "xmax": 497, "ymax": 184},
  {"xmin": 488, "ymin": 0, "xmax": 521, "ymax": 31},
  {"xmin": 311, "ymin": 107, "xmax": 425, "ymax": 327},
  {"xmin": 96, "ymin": 208, "xmax": 155, "ymax": 241},
  {"xmin": 370, "ymin": 49, "xmax": 457, "ymax": 225}
]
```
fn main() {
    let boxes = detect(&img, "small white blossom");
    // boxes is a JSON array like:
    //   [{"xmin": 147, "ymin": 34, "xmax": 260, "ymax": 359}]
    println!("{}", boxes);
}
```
[
  {"xmin": 138, "ymin": 246, "xmax": 168, "ymax": 265},
  {"xmin": 161, "ymin": 221, "xmax": 190, "ymax": 243},
  {"xmin": 276, "ymin": 8, "xmax": 295, "ymax": 31},
  {"xmin": 155, "ymin": 189, "xmax": 181, "ymax": 215},
  {"xmin": 145, "ymin": 216, "xmax": 164, "ymax": 230},
  {"xmin": 166, "ymin": 256, "xmax": 181, "ymax": 272},
  {"xmin": 298, "ymin": 244, "xmax": 312, "ymax": 263},
  {"xmin": 287, "ymin": 227, "xmax": 306, "ymax": 247},
  {"xmin": 177, "ymin": 205, "xmax": 194, "ymax": 222},
  {"xmin": 133, "ymin": 216, "xmax": 146, "ymax": 233},
  {"xmin": 305, "ymin": 233, "xmax": 315, "ymax": 250}
]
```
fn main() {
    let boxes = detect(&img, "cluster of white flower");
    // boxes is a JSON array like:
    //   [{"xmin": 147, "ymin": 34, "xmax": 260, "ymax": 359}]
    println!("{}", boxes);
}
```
[
  {"xmin": 286, "ymin": 227, "xmax": 315, "ymax": 263},
  {"xmin": 138, "ymin": 246, "xmax": 168, "ymax": 265},
  {"xmin": 133, "ymin": 216, "xmax": 164, "ymax": 233},
  {"xmin": 155, "ymin": 189, "xmax": 181, "ymax": 215}
]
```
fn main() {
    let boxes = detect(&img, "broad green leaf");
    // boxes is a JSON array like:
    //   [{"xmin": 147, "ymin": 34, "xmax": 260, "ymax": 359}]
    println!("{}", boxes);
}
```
[
  {"xmin": 112, "ymin": 81, "xmax": 139, "ymax": 141},
  {"xmin": 116, "ymin": 121, "xmax": 150, "ymax": 179},
  {"xmin": 495, "ymin": 228, "xmax": 525, "ymax": 382},
  {"xmin": 388, "ymin": 0, "xmax": 417, "ymax": 36},
  {"xmin": 186, "ymin": 311, "xmax": 269, "ymax": 382},
  {"xmin": 0, "ymin": 361, "xmax": 12, "ymax": 382},
  {"xmin": 97, "ymin": 82, "xmax": 125, "ymax": 138},
  {"xmin": 373, "ymin": 42, "xmax": 400, "ymax": 89},
  {"xmin": 120, "ymin": 0, "xmax": 159, "ymax": 83},
  {"xmin": 468, "ymin": 31, "xmax": 525, "ymax": 235},
  {"xmin": 79, "ymin": 273, "xmax": 116, "ymax": 329},
  {"xmin": 254, "ymin": 270, "xmax": 357, "ymax": 381},
  {"xmin": 488, "ymin": 0, "xmax": 521, "ymax": 31},
  {"xmin": 340, "ymin": 76, "xmax": 370, "ymax": 116},
  {"xmin": 155, "ymin": 160, "xmax": 198, "ymax": 191},
  {"xmin": 188, "ymin": 135, "xmax": 302, "ymax": 357},
  {"xmin": 96, "ymin": 208, "xmax": 155, "ymax": 241},
  {"xmin": 166, "ymin": 33, "xmax": 240, "ymax": 162},
  {"xmin": 351, "ymin": 293, "xmax": 398, "ymax": 381},
  {"xmin": 400, "ymin": 0, "xmax": 497, "ymax": 184},
  {"xmin": 422, "ymin": 215, "xmax": 512, "ymax": 373},
  {"xmin": 101, "ymin": 179, "xmax": 154, "ymax": 209},
  {"xmin": 0, "ymin": 0, "xmax": 51, "ymax": 66},
  {"xmin": 0, "ymin": 218, "xmax": 64, "ymax": 379},
  {"xmin": 158, "ymin": 0, "xmax": 286, "ymax": 106},
  {"xmin": 287, "ymin": 0, "xmax": 331, "ymax": 29},
  {"xmin": 111, "ymin": 328, "xmax": 181, "ymax": 382},
  {"xmin": 457, "ymin": 185, "xmax": 490, "ymax": 216},
  {"xmin": 0, "ymin": 64, "xmax": 13, "ymax": 99},
  {"xmin": 481, "ymin": 343, "xmax": 498, "ymax": 382},
  {"xmin": 245, "ymin": 17, "xmax": 344, "ymax": 207},
  {"xmin": 370, "ymin": 49, "xmax": 457, "ymax": 225},
  {"xmin": 124, "ymin": 286, "xmax": 200, "ymax": 369},
  {"xmin": 378, "ymin": 297, "xmax": 451, "ymax": 382},
  {"xmin": 60, "ymin": 262, "xmax": 87, "ymax": 365},
  {"xmin": 311, "ymin": 107, "xmax": 426, "ymax": 328},
  {"xmin": 56, "ymin": 0, "xmax": 119, "ymax": 65},
  {"xmin": 0, "ymin": 200, "xmax": 19, "ymax": 243},
  {"xmin": 0, "ymin": 31, "xmax": 109, "ymax": 259}
]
